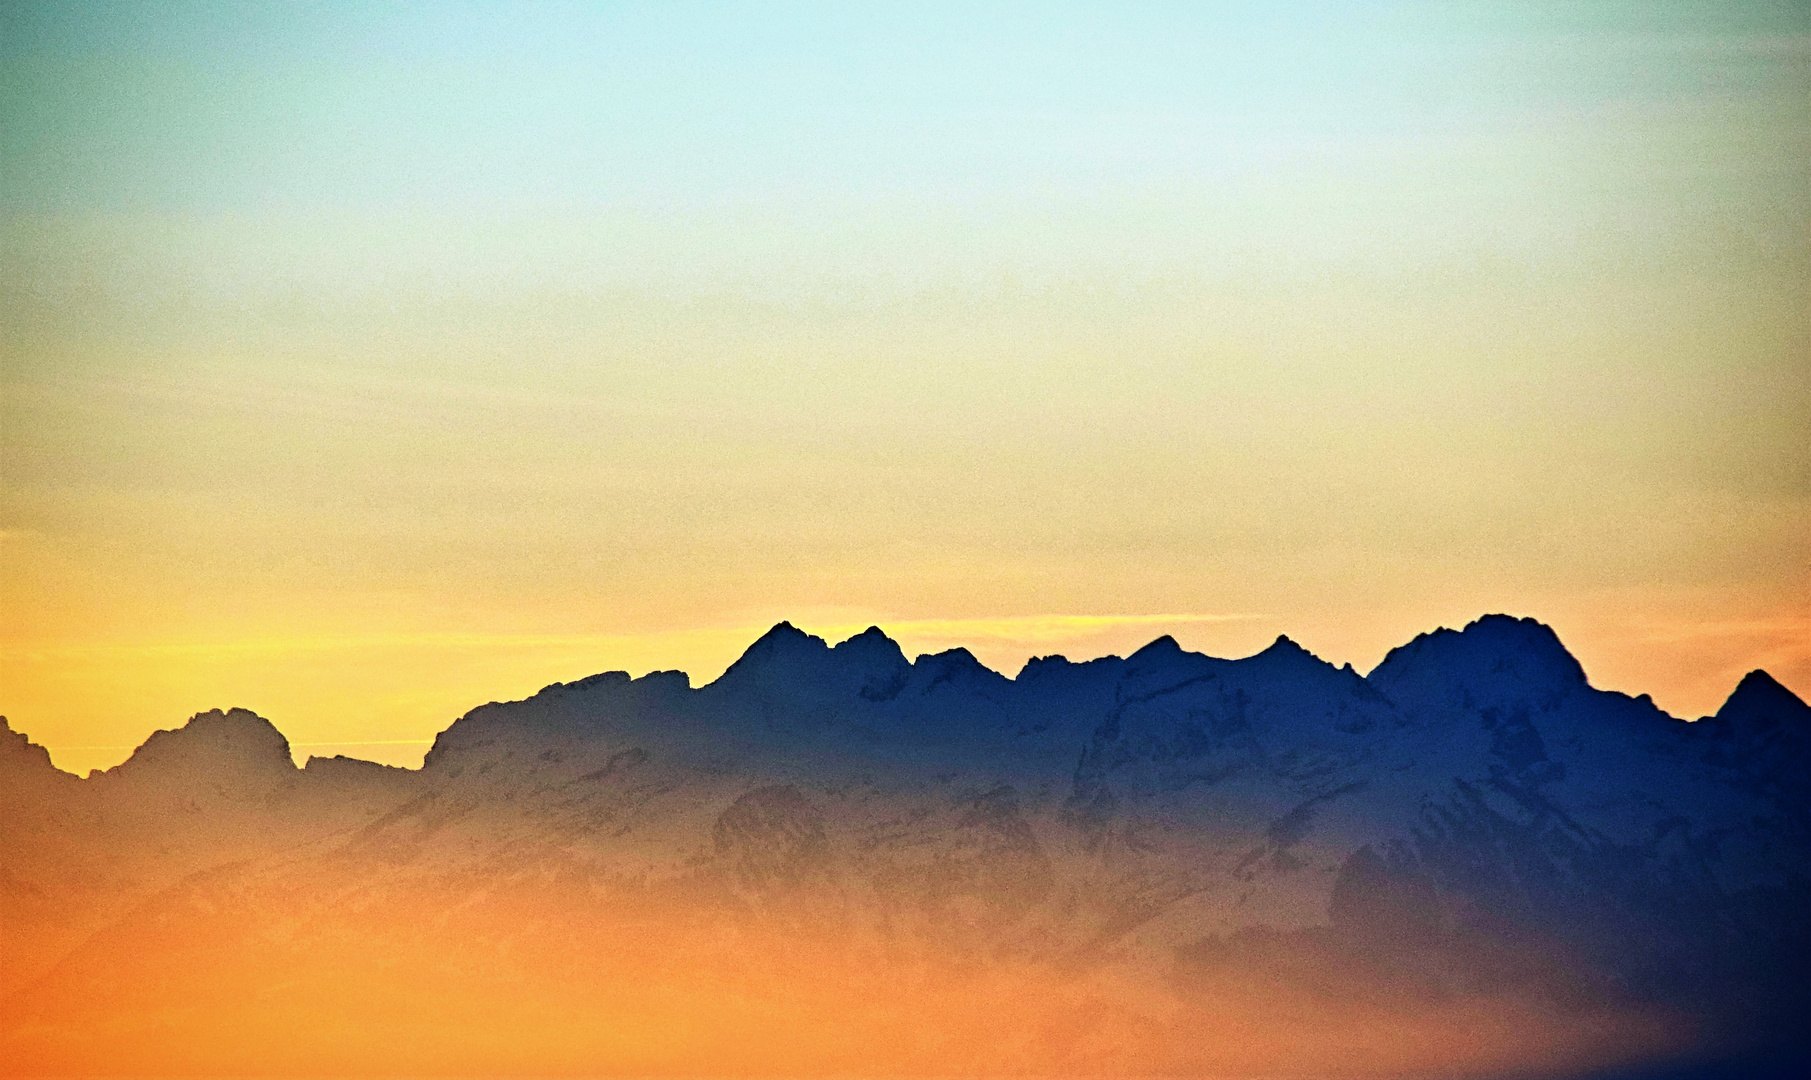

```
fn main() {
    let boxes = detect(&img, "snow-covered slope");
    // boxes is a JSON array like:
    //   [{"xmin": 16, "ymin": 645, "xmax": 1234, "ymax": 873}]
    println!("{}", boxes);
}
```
[{"xmin": 2, "ymin": 615, "xmax": 1805, "ymax": 1077}]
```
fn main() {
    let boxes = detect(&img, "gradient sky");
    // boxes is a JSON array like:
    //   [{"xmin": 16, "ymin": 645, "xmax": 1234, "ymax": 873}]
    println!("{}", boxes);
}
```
[{"xmin": 3, "ymin": 1, "xmax": 1807, "ymax": 771}]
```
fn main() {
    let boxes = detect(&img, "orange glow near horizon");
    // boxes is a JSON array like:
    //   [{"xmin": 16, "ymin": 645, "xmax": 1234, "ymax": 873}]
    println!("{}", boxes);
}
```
[
  {"xmin": 7, "ymin": 603, "xmax": 1807, "ymax": 775},
  {"xmin": 3, "ymin": 3, "xmax": 1808, "ymax": 777},
  {"xmin": 4, "ymin": 7, "xmax": 1807, "ymax": 1078},
  {"xmin": 0, "ymin": 861, "xmax": 1690, "ymax": 1078}
]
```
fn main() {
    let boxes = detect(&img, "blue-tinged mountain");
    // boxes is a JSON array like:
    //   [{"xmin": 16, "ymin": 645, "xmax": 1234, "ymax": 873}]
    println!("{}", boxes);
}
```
[{"xmin": 1, "ymin": 615, "xmax": 1806, "ymax": 1079}]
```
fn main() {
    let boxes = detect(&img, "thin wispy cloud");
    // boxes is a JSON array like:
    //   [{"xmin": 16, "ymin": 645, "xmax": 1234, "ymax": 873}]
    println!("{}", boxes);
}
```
[
  {"xmin": 1630, "ymin": 616, "xmax": 1811, "ymax": 643},
  {"xmin": 816, "ymin": 613, "xmax": 1268, "ymax": 645},
  {"xmin": 3, "ymin": 614, "xmax": 1267, "ymax": 663}
]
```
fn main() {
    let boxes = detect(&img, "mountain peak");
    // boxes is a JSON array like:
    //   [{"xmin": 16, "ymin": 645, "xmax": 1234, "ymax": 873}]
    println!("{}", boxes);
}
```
[
  {"xmin": 1129, "ymin": 634, "xmax": 1183, "ymax": 661},
  {"xmin": 1119, "ymin": 634, "xmax": 1220, "ymax": 691},
  {"xmin": 752, "ymin": 620, "xmax": 816, "ymax": 650},
  {"xmin": 833, "ymin": 625, "xmax": 907, "ymax": 664},
  {"xmin": 716, "ymin": 622, "xmax": 828, "ymax": 680},
  {"xmin": 1714, "ymin": 669, "xmax": 1810, "ymax": 727},
  {"xmin": 710, "ymin": 621, "xmax": 914, "ymax": 703},
  {"xmin": 1222, "ymin": 633, "xmax": 1342, "ymax": 686},
  {"xmin": 1367, "ymin": 614, "xmax": 1586, "ymax": 712},
  {"xmin": 915, "ymin": 645, "xmax": 989, "ymax": 671},
  {"xmin": 0, "ymin": 715, "xmax": 61, "ymax": 781},
  {"xmin": 911, "ymin": 647, "xmax": 1009, "ymax": 692},
  {"xmin": 1372, "ymin": 615, "xmax": 1584, "ymax": 677},
  {"xmin": 1248, "ymin": 633, "xmax": 1325, "ymax": 665},
  {"xmin": 1699, "ymin": 669, "xmax": 1809, "ymax": 801},
  {"xmin": 106, "ymin": 708, "xmax": 296, "ymax": 783}
]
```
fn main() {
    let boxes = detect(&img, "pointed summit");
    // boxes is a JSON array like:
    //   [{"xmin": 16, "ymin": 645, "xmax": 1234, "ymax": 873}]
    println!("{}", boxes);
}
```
[
  {"xmin": 1132, "ymin": 634, "xmax": 1181, "ymax": 655},
  {"xmin": 1714, "ymin": 669, "xmax": 1810, "ymax": 727},
  {"xmin": 1119, "ymin": 634, "xmax": 1218, "ymax": 690},
  {"xmin": 833, "ymin": 626, "xmax": 908, "ymax": 667},
  {"xmin": 1242, "ymin": 633, "xmax": 1332, "ymax": 670},
  {"xmin": 715, "ymin": 622, "xmax": 827, "ymax": 682},
  {"xmin": 1264, "ymin": 633, "xmax": 1307, "ymax": 655},
  {"xmin": 743, "ymin": 620, "xmax": 819, "ymax": 656},
  {"xmin": 912, "ymin": 646, "xmax": 996, "ymax": 675},
  {"xmin": 1128, "ymin": 635, "xmax": 1183, "ymax": 662},
  {"xmin": 1700, "ymin": 670, "xmax": 1809, "ymax": 801},
  {"xmin": 837, "ymin": 626, "xmax": 912, "ymax": 700},
  {"xmin": 710, "ymin": 621, "xmax": 913, "ymax": 703},
  {"xmin": 1222, "ymin": 633, "xmax": 1346, "ymax": 690}
]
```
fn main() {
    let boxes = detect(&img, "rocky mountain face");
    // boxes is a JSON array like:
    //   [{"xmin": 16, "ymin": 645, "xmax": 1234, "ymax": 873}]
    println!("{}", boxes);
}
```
[{"xmin": 2, "ymin": 615, "xmax": 1806, "ymax": 1078}]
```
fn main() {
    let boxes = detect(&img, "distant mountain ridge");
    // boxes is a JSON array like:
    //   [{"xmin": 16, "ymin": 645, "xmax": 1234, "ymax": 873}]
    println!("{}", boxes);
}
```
[{"xmin": 2, "ymin": 613, "xmax": 1807, "ymax": 1078}]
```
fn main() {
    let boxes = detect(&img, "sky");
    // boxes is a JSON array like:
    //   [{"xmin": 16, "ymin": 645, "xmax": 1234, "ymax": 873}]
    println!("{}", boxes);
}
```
[{"xmin": 2, "ymin": 0, "xmax": 1807, "ymax": 772}]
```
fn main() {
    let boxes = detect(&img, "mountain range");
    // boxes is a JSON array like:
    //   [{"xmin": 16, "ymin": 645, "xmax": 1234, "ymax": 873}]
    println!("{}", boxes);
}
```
[{"xmin": 3, "ymin": 614, "xmax": 1807, "ymax": 1078}]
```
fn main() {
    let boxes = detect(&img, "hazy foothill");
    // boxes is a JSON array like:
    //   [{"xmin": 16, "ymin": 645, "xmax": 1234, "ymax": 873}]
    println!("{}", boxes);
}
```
[{"xmin": 3, "ymin": 614, "xmax": 1806, "ymax": 1077}]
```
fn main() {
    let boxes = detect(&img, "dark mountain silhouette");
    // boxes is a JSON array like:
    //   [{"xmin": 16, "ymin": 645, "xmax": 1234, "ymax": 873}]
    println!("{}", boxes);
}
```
[
  {"xmin": 2, "ymin": 614, "xmax": 1806, "ymax": 1078},
  {"xmin": 1696, "ymin": 669, "xmax": 1811, "ymax": 805}
]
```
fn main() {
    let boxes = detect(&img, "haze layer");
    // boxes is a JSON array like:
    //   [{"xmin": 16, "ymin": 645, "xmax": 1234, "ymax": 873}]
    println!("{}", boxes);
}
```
[{"xmin": 3, "ymin": 615, "xmax": 1807, "ymax": 1077}]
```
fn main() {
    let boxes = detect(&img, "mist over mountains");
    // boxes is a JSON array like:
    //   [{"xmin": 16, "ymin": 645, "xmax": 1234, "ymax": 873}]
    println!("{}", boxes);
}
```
[{"xmin": 3, "ymin": 614, "xmax": 1807, "ymax": 1078}]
